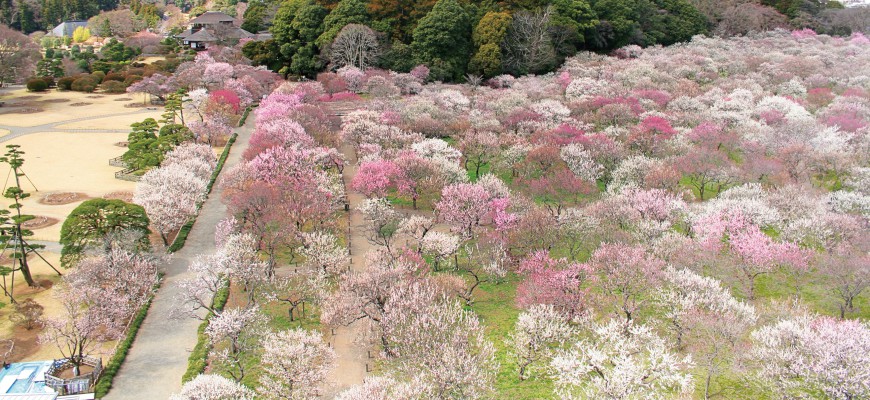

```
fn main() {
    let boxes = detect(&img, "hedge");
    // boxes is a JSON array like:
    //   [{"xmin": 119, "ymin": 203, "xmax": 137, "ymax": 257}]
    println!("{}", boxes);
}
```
[
  {"xmin": 94, "ymin": 276, "xmax": 163, "ymax": 398},
  {"xmin": 181, "ymin": 281, "xmax": 229, "ymax": 382},
  {"xmin": 178, "ymin": 106, "xmax": 250, "ymax": 381}
]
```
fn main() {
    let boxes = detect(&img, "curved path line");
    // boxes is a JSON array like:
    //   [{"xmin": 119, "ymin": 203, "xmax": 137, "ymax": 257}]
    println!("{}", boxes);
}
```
[
  {"xmin": 102, "ymin": 113, "xmax": 255, "ymax": 400},
  {"xmin": 0, "ymin": 108, "xmax": 157, "ymax": 143}
]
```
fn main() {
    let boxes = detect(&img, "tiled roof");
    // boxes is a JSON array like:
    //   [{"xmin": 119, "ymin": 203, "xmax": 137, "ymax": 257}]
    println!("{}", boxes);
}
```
[{"xmin": 188, "ymin": 11, "xmax": 234, "ymax": 25}]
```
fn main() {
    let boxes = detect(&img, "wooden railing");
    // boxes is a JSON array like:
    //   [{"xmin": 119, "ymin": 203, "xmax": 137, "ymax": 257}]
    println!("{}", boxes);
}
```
[
  {"xmin": 45, "ymin": 356, "xmax": 102, "ymax": 395},
  {"xmin": 108, "ymin": 156, "xmax": 127, "ymax": 168}
]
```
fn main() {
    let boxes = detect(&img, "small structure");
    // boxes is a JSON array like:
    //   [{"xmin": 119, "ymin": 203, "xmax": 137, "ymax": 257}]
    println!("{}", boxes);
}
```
[
  {"xmin": 0, "ymin": 359, "xmax": 99, "ymax": 400},
  {"xmin": 43, "ymin": 357, "xmax": 101, "ymax": 397},
  {"xmin": 177, "ymin": 11, "xmax": 254, "ymax": 50},
  {"xmin": 48, "ymin": 21, "xmax": 88, "ymax": 38}
]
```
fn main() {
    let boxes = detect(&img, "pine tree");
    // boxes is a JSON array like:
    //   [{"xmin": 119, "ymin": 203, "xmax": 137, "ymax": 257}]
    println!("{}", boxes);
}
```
[{"xmin": 0, "ymin": 145, "xmax": 45, "ymax": 288}]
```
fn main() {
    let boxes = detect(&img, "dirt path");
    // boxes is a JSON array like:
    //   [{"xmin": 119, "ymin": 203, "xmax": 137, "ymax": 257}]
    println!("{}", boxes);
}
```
[
  {"xmin": 102, "ymin": 115, "xmax": 255, "ymax": 400},
  {"xmin": 321, "ymin": 105, "xmax": 373, "ymax": 398}
]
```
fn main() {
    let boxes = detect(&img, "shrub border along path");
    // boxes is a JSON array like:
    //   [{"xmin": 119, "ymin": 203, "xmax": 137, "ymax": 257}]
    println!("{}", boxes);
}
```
[
  {"xmin": 100, "ymin": 107, "xmax": 254, "ymax": 399},
  {"xmin": 178, "ymin": 106, "xmax": 254, "ymax": 379}
]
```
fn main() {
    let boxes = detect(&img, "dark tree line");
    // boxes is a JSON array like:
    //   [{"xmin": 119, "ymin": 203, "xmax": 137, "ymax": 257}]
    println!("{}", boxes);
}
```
[{"xmin": 241, "ymin": 0, "xmax": 863, "ymax": 81}]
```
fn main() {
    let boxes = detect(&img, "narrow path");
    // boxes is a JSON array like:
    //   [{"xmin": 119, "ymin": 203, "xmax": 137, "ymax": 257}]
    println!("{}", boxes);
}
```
[
  {"xmin": 103, "ymin": 114, "xmax": 255, "ymax": 399},
  {"xmin": 321, "ymin": 105, "xmax": 372, "ymax": 398}
]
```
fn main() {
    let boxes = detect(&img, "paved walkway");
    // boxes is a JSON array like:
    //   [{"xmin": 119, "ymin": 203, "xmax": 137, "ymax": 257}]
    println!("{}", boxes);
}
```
[
  {"xmin": 322, "ymin": 142, "xmax": 373, "ymax": 398},
  {"xmin": 0, "ymin": 109, "xmax": 154, "ymax": 143},
  {"xmin": 103, "ymin": 114, "xmax": 255, "ymax": 399}
]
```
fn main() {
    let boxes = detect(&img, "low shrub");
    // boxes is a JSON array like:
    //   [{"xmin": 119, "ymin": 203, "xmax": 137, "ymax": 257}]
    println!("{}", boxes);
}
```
[
  {"xmin": 71, "ymin": 76, "xmax": 98, "ymax": 92},
  {"xmin": 40, "ymin": 76, "xmax": 55, "ymax": 88},
  {"xmin": 124, "ymin": 75, "xmax": 143, "ymax": 86},
  {"xmin": 103, "ymin": 73, "xmax": 125, "ymax": 82},
  {"xmin": 91, "ymin": 70, "xmax": 106, "ymax": 83},
  {"xmin": 102, "ymin": 80, "xmax": 127, "ymax": 94},
  {"xmin": 26, "ymin": 79, "xmax": 48, "ymax": 92},
  {"xmin": 57, "ymin": 77, "xmax": 76, "ymax": 91}
]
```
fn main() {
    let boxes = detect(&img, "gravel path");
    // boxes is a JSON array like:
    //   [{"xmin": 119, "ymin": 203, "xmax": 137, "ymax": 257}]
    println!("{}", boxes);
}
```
[{"xmin": 102, "ymin": 114, "xmax": 255, "ymax": 400}]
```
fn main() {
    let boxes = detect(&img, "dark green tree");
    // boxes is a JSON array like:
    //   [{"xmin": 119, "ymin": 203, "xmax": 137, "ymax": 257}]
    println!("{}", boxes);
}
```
[
  {"xmin": 410, "ymin": 0, "xmax": 472, "ymax": 82},
  {"xmin": 59, "ymin": 199, "xmax": 150, "ymax": 267},
  {"xmin": 242, "ymin": 39, "xmax": 284, "ymax": 72},
  {"xmin": 122, "ymin": 118, "xmax": 161, "ymax": 170},
  {"xmin": 550, "ymin": 0, "xmax": 597, "ymax": 57},
  {"xmin": 271, "ymin": 0, "xmax": 327, "ymax": 77},
  {"xmin": 13, "ymin": 0, "xmax": 38, "ymax": 33},
  {"xmin": 161, "ymin": 89, "xmax": 186, "ymax": 126},
  {"xmin": 241, "ymin": 0, "xmax": 268, "ymax": 32},
  {"xmin": 367, "ymin": 0, "xmax": 436, "ymax": 42},
  {"xmin": 156, "ymin": 123, "xmax": 191, "ymax": 146},
  {"xmin": 468, "ymin": 11, "xmax": 511, "ymax": 77},
  {"xmin": 100, "ymin": 38, "xmax": 140, "ymax": 62},
  {"xmin": 589, "ymin": 0, "xmax": 706, "ymax": 49},
  {"xmin": 588, "ymin": 0, "xmax": 642, "ymax": 49},
  {"xmin": 316, "ymin": 0, "xmax": 371, "ymax": 48}
]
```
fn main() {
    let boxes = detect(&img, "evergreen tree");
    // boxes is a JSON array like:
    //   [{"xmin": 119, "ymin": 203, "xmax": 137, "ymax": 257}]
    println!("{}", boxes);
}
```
[
  {"xmin": 59, "ymin": 199, "xmax": 150, "ymax": 267},
  {"xmin": 550, "ymin": 0, "xmax": 597, "ymax": 53},
  {"xmin": 0, "ymin": 145, "xmax": 45, "ymax": 288},
  {"xmin": 122, "ymin": 118, "xmax": 161, "ymax": 170},
  {"xmin": 316, "ymin": 0, "xmax": 370, "ymax": 48},
  {"xmin": 368, "ymin": 0, "xmax": 436, "ymax": 42},
  {"xmin": 271, "ymin": 0, "xmax": 326, "ymax": 77},
  {"xmin": 241, "ymin": 0, "xmax": 267, "ymax": 32},
  {"xmin": 410, "ymin": 0, "xmax": 471, "ymax": 82},
  {"xmin": 469, "ymin": 11, "xmax": 511, "ymax": 78},
  {"xmin": 161, "ymin": 90, "xmax": 186, "ymax": 126},
  {"xmin": 242, "ymin": 38, "xmax": 284, "ymax": 72}
]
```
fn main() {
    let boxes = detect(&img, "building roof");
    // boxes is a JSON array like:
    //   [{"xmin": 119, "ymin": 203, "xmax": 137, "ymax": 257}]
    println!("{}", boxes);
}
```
[
  {"xmin": 176, "ymin": 29, "xmax": 193, "ymax": 39},
  {"xmin": 185, "ymin": 29, "xmax": 219, "ymax": 42},
  {"xmin": 188, "ymin": 11, "xmax": 235, "ymax": 25},
  {"xmin": 225, "ymin": 27, "xmax": 255, "ymax": 40},
  {"xmin": 184, "ymin": 27, "xmax": 254, "ymax": 42},
  {"xmin": 49, "ymin": 21, "xmax": 88, "ymax": 37}
]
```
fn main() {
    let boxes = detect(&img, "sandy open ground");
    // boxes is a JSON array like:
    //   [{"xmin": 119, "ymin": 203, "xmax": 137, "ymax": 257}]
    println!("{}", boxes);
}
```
[
  {"xmin": 0, "ymin": 131, "xmax": 136, "ymax": 241},
  {"xmin": 0, "ymin": 90, "xmax": 159, "ymax": 127},
  {"xmin": 0, "ymin": 87, "xmax": 160, "ymax": 362}
]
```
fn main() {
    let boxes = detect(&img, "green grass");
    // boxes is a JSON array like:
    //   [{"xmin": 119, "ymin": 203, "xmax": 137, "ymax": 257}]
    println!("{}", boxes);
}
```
[
  {"xmin": 467, "ymin": 162, "xmax": 492, "ymax": 182},
  {"xmin": 208, "ymin": 282, "xmax": 324, "ymax": 389},
  {"xmin": 95, "ymin": 276, "xmax": 163, "ymax": 398},
  {"xmin": 472, "ymin": 277, "xmax": 555, "ymax": 399}
]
